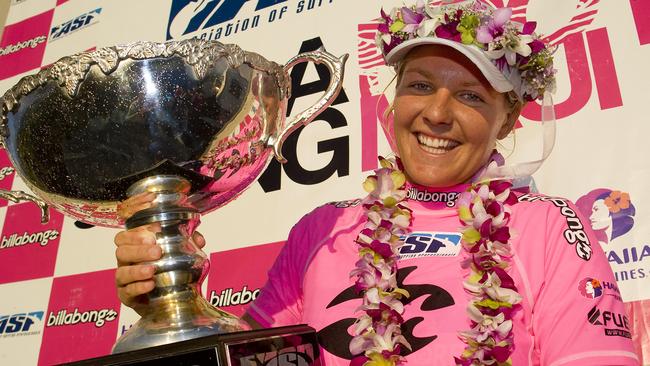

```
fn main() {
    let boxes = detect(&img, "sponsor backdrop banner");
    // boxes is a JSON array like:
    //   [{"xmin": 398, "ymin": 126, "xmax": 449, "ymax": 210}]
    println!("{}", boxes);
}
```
[{"xmin": 0, "ymin": 0, "xmax": 648, "ymax": 364}]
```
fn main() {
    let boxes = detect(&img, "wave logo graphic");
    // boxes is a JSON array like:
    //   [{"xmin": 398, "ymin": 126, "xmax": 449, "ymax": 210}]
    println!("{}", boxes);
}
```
[{"xmin": 166, "ymin": 0, "xmax": 285, "ymax": 39}]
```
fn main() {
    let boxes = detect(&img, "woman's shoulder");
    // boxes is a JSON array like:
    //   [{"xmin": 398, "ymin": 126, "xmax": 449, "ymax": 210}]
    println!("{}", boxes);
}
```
[
  {"xmin": 513, "ymin": 191, "xmax": 580, "ymax": 216},
  {"xmin": 291, "ymin": 197, "xmax": 366, "ymax": 234}
]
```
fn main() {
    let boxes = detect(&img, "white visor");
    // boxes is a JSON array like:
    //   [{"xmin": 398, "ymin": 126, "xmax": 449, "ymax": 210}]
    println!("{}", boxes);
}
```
[{"xmin": 384, "ymin": 37, "xmax": 514, "ymax": 95}]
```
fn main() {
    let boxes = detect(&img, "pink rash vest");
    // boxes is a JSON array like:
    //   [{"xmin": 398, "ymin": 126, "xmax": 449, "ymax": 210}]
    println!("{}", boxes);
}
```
[{"xmin": 246, "ymin": 184, "xmax": 639, "ymax": 366}]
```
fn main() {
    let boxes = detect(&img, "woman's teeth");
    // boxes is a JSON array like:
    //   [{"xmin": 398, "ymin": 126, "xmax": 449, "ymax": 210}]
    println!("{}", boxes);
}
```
[{"xmin": 417, "ymin": 133, "xmax": 459, "ymax": 154}]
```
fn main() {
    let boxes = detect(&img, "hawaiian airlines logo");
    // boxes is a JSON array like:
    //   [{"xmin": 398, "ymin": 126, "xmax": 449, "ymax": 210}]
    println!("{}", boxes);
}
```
[
  {"xmin": 317, "ymin": 266, "xmax": 454, "ymax": 359},
  {"xmin": 579, "ymin": 277, "xmax": 603, "ymax": 298},
  {"xmin": 576, "ymin": 189, "xmax": 644, "ymax": 283},
  {"xmin": 0, "ymin": 311, "xmax": 44, "ymax": 337},
  {"xmin": 356, "ymin": 0, "xmax": 626, "ymax": 171},
  {"xmin": 576, "ymin": 189, "xmax": 636, "ymax": 247},
  {"xmin": 578, "ymin": 277, "xmax": 622, "ymax": 301}
]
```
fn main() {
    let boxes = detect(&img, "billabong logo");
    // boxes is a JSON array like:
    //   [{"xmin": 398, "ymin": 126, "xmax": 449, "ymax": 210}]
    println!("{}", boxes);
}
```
[
  {"xmin": 49, "ymin": 8, "xmax": 102, "ymax": 41},
  {"xmin": 209, "ymin": 285, "xmax": 259, "ymax": 307},
  {"xmin": 239, "ymin": 344, "xmax": 314, "ymax": 366},
  {"xmin": 0, "ymin": 229, "xmax": 59, "ymax": 250},
  {"xmin": 46, "ymin": 308, "xmax": 117, "ymax": 328},
  {"xmin": 0, "ymin": 35, "xmax": 47, "ymax": 56},
  {"xmin": 399, "ymin": 232, "xmax": 462, "ymax": 259},
  {"xmin": 0, "ymin": 166, "xmax": 14, "ymax": 181},
  {"xmin": 318, "ymin": 266, "xmax": 454, "ymax": 359},
  {"xmin": 406, "ymin": 188, "xmax": 459, "ymax": 207},
  {"xmin": 0, "ymin": 311, "xmax": 44, "ymax": 336},
  {"xmin": 519, "ymin": 193, "xmax": 591, "ymax": 261}
]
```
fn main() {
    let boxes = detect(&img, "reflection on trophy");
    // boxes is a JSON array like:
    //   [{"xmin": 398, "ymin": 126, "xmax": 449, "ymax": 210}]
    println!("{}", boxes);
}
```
[{"xmin": 0, "ymin": 39, "xmax": 347, "ymax": 358}]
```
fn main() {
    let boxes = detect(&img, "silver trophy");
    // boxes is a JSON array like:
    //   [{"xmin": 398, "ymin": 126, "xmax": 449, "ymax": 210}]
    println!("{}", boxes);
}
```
[{"xmin": 0, "ymin": 39, "xmax": 347, "ymax": 354}]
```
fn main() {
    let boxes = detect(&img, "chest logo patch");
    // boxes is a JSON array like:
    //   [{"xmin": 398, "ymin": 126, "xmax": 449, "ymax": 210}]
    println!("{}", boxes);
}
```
[{"xmin": 398, "ymin": 232, "xmax": 462, "ymax": 259}]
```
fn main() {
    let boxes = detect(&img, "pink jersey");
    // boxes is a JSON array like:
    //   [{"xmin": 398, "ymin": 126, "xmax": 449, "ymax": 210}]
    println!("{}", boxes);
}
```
[{"xmin": 247, "ymin": 184, "xmax": 639, "ymax": 366}]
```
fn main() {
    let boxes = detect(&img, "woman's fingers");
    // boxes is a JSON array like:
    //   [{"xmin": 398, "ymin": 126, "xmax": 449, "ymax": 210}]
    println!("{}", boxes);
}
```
[
  {"xmin": 115, "ymin": 244, "xmax": 161, "ymax": 267},
  {"xmin": 192, "ymin": 231, "xmax": 206, "ymax": 248},
  {"xmin": 117, "ymin": 192, "xmax": 156, "ymax": 220},
  {"xmin": 115, "ymin": 264, "xmax": 156, "ymax": 287},
  {"xmin": 118, "ymin": 281, "xmax": 155, "ymax": 308}
]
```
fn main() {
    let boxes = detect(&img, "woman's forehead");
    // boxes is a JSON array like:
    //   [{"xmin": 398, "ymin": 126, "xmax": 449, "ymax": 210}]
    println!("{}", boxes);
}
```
[{"xmin": 400, "ymin": 46, "xmax": 493, "ymax": 89}]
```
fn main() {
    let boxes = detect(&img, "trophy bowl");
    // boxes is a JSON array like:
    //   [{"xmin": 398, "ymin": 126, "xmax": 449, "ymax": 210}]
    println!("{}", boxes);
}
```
[{"xmin": 0, "ymin": 39, "xmax": 347, "ymax": 353}]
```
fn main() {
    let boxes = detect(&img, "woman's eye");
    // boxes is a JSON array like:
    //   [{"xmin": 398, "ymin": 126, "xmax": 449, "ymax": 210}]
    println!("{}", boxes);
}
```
[
  {"xmin": 459, "ymin": 92, "xmax": 484, "ymax": 103},
  {"xmin": 409, "ymin": 82, "xmax": 431, "ymax": 91}
]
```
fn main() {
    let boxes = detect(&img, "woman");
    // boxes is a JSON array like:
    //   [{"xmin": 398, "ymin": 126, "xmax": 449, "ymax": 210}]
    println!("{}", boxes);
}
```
[{"xmin": 114, "ymin": 1, "xmax": 638, "ymax": 365}]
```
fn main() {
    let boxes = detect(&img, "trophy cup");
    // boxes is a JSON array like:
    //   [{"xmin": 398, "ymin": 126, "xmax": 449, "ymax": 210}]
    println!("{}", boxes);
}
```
[{"xmin": 0, "ymin": 39, "xmax": 347, "ymax": 363}]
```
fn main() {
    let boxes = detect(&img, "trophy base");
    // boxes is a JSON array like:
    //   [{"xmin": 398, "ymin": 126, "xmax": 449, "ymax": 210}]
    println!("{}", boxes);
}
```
[
  {"xmin": 64, "ymin": 325, "xmax": 322, "ymax": 366},
  {"xmin": 112, "ymin": 292, "xmax": 250, "ymax": 354}
]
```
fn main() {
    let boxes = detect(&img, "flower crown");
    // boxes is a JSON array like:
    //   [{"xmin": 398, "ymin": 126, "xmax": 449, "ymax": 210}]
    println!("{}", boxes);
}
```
[{"xmin": 377, "ymin": 0, "xmax": 556, "ymax": 101}]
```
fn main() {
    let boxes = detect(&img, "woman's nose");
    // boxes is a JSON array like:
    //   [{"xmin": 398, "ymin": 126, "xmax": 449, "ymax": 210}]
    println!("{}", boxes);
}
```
[{"xmin": 421, "ymin": 89, "xmax": 453, "ymax": 126}]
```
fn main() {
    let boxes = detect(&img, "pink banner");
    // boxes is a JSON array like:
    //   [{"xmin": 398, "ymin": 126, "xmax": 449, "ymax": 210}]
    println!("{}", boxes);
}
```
[{"xmin": 38, "ymin": 269, "xmax": 121, "ymax": 365}]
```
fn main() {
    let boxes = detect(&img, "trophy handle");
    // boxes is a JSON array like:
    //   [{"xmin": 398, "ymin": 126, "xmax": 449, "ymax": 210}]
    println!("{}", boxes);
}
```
[
  {"xmin": 268, "ymin": 48, "xmax": 348, "ymax": 163},
  {"xmin": 0, "ymin": 189, "xmax": 49, "ymax": 223}
]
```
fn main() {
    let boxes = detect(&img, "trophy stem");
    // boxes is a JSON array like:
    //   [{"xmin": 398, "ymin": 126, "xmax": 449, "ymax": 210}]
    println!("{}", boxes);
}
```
[{"xmin": 112, "ymin": 175, "xmax": 249, "ymax": 354}]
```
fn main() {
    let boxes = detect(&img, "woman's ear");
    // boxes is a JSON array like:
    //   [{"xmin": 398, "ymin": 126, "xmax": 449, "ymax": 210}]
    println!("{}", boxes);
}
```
[{"xmin": 497, "ymin": 102, "xmax": 523, "ymax": 140}]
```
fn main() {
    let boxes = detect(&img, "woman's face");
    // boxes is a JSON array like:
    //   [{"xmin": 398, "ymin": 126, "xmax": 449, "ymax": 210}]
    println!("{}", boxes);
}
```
[
  {"xmin": 590, "ymin": 199, "xmax": 612, "ymax": 230},
  {"xmin": 393, "ymin": 45, "xmax": 518, "ymax": 187}
]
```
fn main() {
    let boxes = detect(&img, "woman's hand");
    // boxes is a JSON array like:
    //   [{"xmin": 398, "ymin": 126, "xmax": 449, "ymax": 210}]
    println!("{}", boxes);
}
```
[{"xmin": 114, "ymin": 192, "xmax": 206, "ymax": 316}]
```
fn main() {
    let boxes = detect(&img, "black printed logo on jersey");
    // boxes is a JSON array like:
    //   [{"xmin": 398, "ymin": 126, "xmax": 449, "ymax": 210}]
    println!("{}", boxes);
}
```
[
  {"xmin": 317, "ymin": 266, "xmax": 455, "ymax": 359},
  {"xmin": 587, "ymin": 305, "xmax": 631, "ymax": 338},
  {"xmin": 329, "ymin": 199, "xmax": 362, "ymax": 208},
  {"xmin": 399, "ymin": 232, "xmax": 462, "ymax": 259}
]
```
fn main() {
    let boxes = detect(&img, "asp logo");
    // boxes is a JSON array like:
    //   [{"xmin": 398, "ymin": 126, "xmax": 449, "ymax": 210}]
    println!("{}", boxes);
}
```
[
  {"xmin": 399, "ymin": 232, "xmax": 462, "ymax": 259},
  {"xmin": 166, "ymin": 0, "xmax": 286, "ymax": 39},
  {"xmin": 0, "ymin": 311, "xmax": 44, "ymax": 336},
  {"xmin": 50, "ymin": 8, "xmax": 102, "ymax": 41}
]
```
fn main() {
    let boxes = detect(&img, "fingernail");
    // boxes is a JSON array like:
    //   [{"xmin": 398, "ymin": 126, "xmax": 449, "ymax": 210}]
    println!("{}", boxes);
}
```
[{"xmin": 148, "ymin": 247, "xmax": 161, "ymax": 258}]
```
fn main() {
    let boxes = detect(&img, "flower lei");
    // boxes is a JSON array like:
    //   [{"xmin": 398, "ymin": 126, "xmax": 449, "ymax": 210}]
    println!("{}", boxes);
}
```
[
  {"xmin": 454, "ymin": 172, "xmax": 522, "ymax": 365},
  {"xmin": 349, "ymin": 157, "xmax": 412, "ymax": 366},
  {"xmin": 350, "ymin": 157, "xmax": 522, "ymax": 366},
  {"xmin": 377, "ymin": 0, "xmax": 556, "ymax": 101}
]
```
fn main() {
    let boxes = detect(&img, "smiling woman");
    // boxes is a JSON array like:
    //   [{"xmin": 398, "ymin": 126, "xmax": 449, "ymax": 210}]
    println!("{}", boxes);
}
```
[
  {"xmin": 393, "ymin": 45, "xmax": 519, "ymax": 188},
  {"xmin": 113, "ymin": 1, "xmax": 639, "ymax": 365}
]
